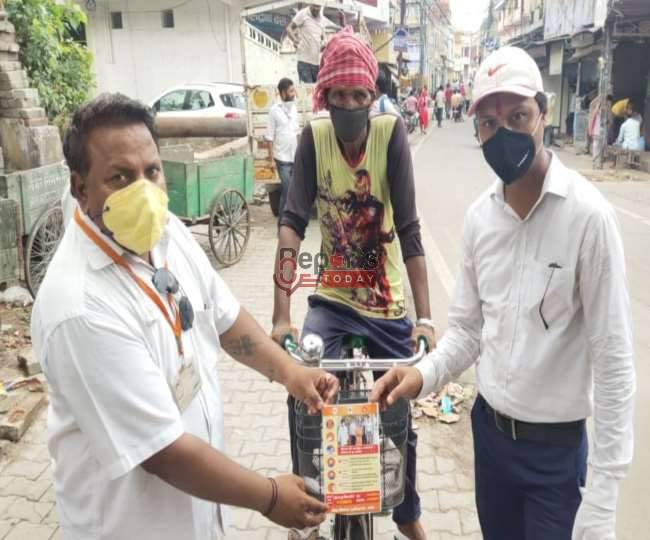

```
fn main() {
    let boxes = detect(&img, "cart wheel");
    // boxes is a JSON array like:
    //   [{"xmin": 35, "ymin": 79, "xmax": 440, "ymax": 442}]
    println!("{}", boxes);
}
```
[
  {"xmin": 25, "ymin": 205, "xmax": 64, "ymax": 298},
  {"xmin": 209, "ymin": 189, "xmax": 251, "ymax": 266}
]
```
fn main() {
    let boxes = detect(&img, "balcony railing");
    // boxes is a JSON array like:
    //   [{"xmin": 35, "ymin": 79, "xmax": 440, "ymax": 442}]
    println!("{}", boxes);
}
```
[{"xmin": 244, "ymin": 21, "xmax": 281, "ymax": 54}]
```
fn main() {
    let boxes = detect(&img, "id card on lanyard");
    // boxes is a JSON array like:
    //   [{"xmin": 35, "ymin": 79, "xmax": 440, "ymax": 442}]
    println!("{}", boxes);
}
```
[
  {"xmin": 173, "ymin": 355, "xmax": 202, "ymax": 413},
  {"xmin": 74, "ymin": 209, "xmax": 202, "ymax": 413}
]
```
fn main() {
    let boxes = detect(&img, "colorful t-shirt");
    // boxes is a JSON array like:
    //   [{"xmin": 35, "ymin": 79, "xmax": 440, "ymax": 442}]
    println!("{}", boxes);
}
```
[{"xmin": 281, "ymin": 115, "xmax": 423, "ymax": 319}]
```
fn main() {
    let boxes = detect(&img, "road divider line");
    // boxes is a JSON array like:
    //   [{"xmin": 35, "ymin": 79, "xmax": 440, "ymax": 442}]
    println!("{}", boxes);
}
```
[
  {"xmin": 417, "ymin": 207, "xmax": 456, "ymax": 299},
  {"xmin": 410, "ymin": 130, "xmax": 456, "ymax": 300},
  {"xmin": 613, "ymin": 205, "xmax": 650, "ymax": 227}
]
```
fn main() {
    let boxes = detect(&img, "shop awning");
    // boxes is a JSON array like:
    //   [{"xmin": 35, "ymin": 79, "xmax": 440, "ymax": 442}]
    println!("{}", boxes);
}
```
[
  {"xmin": 567, "ymin": 43, "xmax": 602, "ymax": 62},
  {"xmin": 526, "ymin": 44, "xmax": 547, "ymax": 59},
  {"xmin": 612, "ymin": 0, "xmax": 650, "ymax": 19}
]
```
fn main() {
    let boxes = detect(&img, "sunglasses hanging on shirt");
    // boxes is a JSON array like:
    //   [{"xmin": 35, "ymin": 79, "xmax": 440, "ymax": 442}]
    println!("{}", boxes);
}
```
[
  {"xmin": 539, "ymin": 263, "xmax": 562, "ymax": 330},
  {"xmin": 152, "ymin": 268, "xmax": 195, "ymax": 331}
]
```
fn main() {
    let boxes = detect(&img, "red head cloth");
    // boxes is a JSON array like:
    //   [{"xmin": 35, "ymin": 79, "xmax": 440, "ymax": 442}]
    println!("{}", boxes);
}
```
[{"xmin": 313, "ymin": 27, "xmax": 378, "ymax": 112}]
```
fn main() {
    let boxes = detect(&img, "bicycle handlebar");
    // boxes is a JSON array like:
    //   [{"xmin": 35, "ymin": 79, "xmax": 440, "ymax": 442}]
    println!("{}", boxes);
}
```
[{"xmin": 283, "ymin": 333, "xmax": 429, "ymax": 372}]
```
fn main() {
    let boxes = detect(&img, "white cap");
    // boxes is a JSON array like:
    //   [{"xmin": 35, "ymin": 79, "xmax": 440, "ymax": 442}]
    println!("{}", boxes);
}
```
[{"xmin": 468, "ymin": 46, "xmax": 544, "ymax": 116}]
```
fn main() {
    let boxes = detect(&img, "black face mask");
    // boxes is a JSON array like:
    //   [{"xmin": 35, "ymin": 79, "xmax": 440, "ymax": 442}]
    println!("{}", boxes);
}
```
[
  {"xmin": 481, "ymin": 127, "xmax": 537, "ymax": 185},
  {"xmin": 329, "ymin": 105, "xmax": 370, "ymax": 143}
]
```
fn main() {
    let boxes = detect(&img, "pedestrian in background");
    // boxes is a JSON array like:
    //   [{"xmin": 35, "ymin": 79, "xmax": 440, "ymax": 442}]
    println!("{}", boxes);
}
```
[
  {"xmin": 444, "ymin": 82, "xmax": 452, "ymax": 119},
  {"xmin": 370, "ymin": 71, "xmax": 400, "ymax": 117},
  {"xmin": 404, "ymin": 89, "xmax": 419, "ymax": 127},
  {"xmin": 434, "ymin": 85, "xmax": 445, "ymax": 128},
  {"xmin": 286, "ymin": 4, "xmax": 324, "ymax": 83},
  {"xmin": 616, "ymin": 100, "xmax": 643, "ymax": 150},
  {"xmin": 451, "ymin": 89, "xmax": 464, "ymax": 121},
  {"xmin": 465, "ymin": 81, "xmax": 473, "ymax": 113},
  {"xmin": 372, "ymin": 46, "xmax": 635, "ymax": 540},
  {"xmin": 418, "ymin": 86, "xmax": 429, "ymax": 134},
  {"xmin": 265, "ymin": 77, "xmax": 300, "ymax": 220}
]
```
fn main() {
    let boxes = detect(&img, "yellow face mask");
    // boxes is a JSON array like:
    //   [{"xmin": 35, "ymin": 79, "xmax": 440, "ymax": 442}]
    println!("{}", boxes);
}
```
[{"xmin": 101, "ymin": 179, "xmax": 169, "ymax": 255}]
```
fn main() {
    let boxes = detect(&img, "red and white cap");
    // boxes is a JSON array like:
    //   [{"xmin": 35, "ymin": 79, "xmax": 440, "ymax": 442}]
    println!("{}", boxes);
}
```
[{"xmin": 468, "ymin": 46, "xmax": 544, "ymax": 116}]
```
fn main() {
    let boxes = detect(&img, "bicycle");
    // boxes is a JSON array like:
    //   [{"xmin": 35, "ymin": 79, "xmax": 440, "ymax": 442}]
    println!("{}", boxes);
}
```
[{"xmin": 283, "ymin": 333, "xmax": 428, "ymax": 540}]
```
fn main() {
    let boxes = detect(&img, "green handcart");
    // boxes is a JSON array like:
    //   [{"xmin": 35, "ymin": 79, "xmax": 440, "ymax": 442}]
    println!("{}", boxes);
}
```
[
  {"xmin": 0, "ymin": 163, "xmax": 68, "ymax": 297},
  {"xmin": 162, "ymin": 152, "xmax": 254, "ymax": 266}
]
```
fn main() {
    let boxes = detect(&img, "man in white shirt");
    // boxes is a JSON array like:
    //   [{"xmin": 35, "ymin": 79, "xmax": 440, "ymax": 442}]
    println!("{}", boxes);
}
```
[
  {"xmin": 265, "ymin": 77, "xmax": 300, "ymax": 219},
  {"xmin": 434, "ymin": 85, "xmax": 445, "ymax": 127},
  {"xmin": 338, "ymin": 421, "xmax": 349, "ymax": 447},
  {"xmin": 616, "ymin": 100, "xmax": 643, "ymax": 150},
  {"xmin": 370, "ymin": 71, "xmax": 400, "ymax": 118},
  {"xmin": 348, "ymin": 418, "xmax": 359, "ymax": 446},
  {"xmin": 32, "ymin": 93, "xmax": 338, "ymax": 540},
  {"xmin": 287, "ymin": 4, "xmax": 324, "ymax": 83},
  {"xmin": 362, "ymin": 416, "xmax": 374, "ymax": 445},
  {"xmin": 372, "ymin": 47, "xmax": 635, "ymax": 540}
]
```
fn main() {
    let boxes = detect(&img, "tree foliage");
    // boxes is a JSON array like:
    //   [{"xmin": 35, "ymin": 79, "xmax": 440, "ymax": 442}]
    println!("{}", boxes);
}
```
[{"xmin": 6, "ymin": 0, "xmax": 94, "ymax": 128}]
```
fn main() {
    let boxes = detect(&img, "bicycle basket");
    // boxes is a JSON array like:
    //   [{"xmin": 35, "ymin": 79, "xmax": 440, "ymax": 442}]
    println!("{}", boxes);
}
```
[{"xmin": 294, "ymin": 390, "xmax": 410, "ymax": 512}]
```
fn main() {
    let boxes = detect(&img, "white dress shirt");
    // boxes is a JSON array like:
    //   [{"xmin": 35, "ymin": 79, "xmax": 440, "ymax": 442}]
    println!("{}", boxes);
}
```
[
  {"xmin": 616, "ymin": 116, "xmax": 642, "ymax": 150},
  {"xmin": 60, "ymin": 186, "xmax": 76, "ymax": 226},
  {"xmin": 265, "ymin": 101, "xmax": 300, "ymax": 163},
  {"xmin": 435, "ymin": 90, "xmax": 445, "ymax": 109},
  {"xmin": 31, "ymin": 211, "xmax": 240, "ymax": 540},
  {"xmin": 370, "ymin": 95, "xmax": 400, "ymax": 118},
  {"xmin": 416, "ymin": 153, "xmax": 635, "ymax": 509}
]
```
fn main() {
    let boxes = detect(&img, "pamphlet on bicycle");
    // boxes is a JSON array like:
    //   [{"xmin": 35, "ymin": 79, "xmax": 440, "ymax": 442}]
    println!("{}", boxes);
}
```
[{"xmin": 321, "ymin": 402, "xmax": 382, "ymax": 514}]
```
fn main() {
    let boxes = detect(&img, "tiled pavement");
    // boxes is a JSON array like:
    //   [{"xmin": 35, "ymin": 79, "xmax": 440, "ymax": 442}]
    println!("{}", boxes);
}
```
[{"xmin": 0, "ymin": 169, "xmax": 480, "ymax": 539}]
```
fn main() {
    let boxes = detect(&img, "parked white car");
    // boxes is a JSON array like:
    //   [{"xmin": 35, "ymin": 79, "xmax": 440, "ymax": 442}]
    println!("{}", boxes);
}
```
[{"xmin": 149, "ymin": 83, "xmax": 246, "ymax": 119}]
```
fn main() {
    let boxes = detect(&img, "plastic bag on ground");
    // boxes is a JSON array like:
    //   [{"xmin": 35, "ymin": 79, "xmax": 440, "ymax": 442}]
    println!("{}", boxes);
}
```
[{"xmin": 0, "ymin": 286, "xmax": 34, "ymax": 307}]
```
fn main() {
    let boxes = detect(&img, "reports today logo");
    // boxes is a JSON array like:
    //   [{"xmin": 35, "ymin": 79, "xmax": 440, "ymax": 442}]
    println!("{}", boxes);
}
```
[{"xmin": 274, "ymin": 248, "xmax": 379, "ymax": 296}]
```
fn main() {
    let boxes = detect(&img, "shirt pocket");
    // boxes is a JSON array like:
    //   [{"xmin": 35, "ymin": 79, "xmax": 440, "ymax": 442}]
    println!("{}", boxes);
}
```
[{"xmin": 525, "ymin": 259, "xmax": 577, "ymax": 329}]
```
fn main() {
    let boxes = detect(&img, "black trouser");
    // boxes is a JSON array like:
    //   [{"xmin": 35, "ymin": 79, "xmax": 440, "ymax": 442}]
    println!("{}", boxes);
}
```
[
  {"xmin": 472, "ymin": 395, "xmax": 587, "ymax": 540},
  {"xmin": 297, "ymin": 61, "xmax": 319, "ymax": 83},
  {"xmin": 435, "ymin": 107, "xmax": 443, "ymax": 127}
]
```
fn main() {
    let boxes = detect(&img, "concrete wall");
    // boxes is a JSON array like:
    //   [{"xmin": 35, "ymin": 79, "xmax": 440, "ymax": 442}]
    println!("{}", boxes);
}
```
[
  {"xmin": 82, "ymin": 0, "xmax": 243, "ymax": 103},
  {"xmin": 356, "ymin": 0, "xmax": 390, "ymax": 26},
  {"xmin": 242, "ymin": 22, "xmax": 297, "ymax": 85}
]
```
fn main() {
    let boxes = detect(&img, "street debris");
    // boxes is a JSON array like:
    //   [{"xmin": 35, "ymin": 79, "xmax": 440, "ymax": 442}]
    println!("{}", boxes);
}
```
[
  {"xmin": 4, "ymin": 376, "xmax": 44, "ymax": 393},
  {"xmin": 0, "ymin": 390, "xmax": 47, "ymax": 442},
  {"xmin": 411, "ymin": 382, "xmax": 474, "ymax": 425},
  {"xmin": 17, "ymin": 347, "xmax": 42, "ymax": 376},
  {"xmin": 0, "ymin": 370, "xmax": 46, "ymax": 442},
  {"xmin": 0, "ymin": 286, "xmax": 33, "ymax": 307},
  {"xmin": 253, "ymin": 183, "xmax": 269, "ymax": 205}
]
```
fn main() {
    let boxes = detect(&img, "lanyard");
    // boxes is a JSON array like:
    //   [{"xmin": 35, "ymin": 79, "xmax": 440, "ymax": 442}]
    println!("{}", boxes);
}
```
[{"xmin": 74, "ymin": 209, "xmax": 183, "ymax": 355}]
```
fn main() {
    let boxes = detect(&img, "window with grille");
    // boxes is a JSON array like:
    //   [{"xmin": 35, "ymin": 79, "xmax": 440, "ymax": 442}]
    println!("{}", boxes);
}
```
[
  {"xmin": 162, "ymin": 10, "xmax": 175, "ymax": 28},
  {"xmin": 110, "ymin": 12, "xmax": 123, "ymax": 29}
]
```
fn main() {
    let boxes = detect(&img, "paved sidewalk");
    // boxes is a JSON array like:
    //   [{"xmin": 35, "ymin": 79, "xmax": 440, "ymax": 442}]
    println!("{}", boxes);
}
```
[{"xmin": 0, "ymin": 194, "xmax": 480, "ymax": 540}]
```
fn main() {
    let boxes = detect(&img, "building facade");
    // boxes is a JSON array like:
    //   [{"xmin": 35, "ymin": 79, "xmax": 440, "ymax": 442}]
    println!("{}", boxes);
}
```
[
  {"xmin": 487, "ymin": 0, "xmax": 650, "ymax": 162},
  {"xmin": 79, "ymin": 0, "xmax": 244, "ymax": 103}
]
